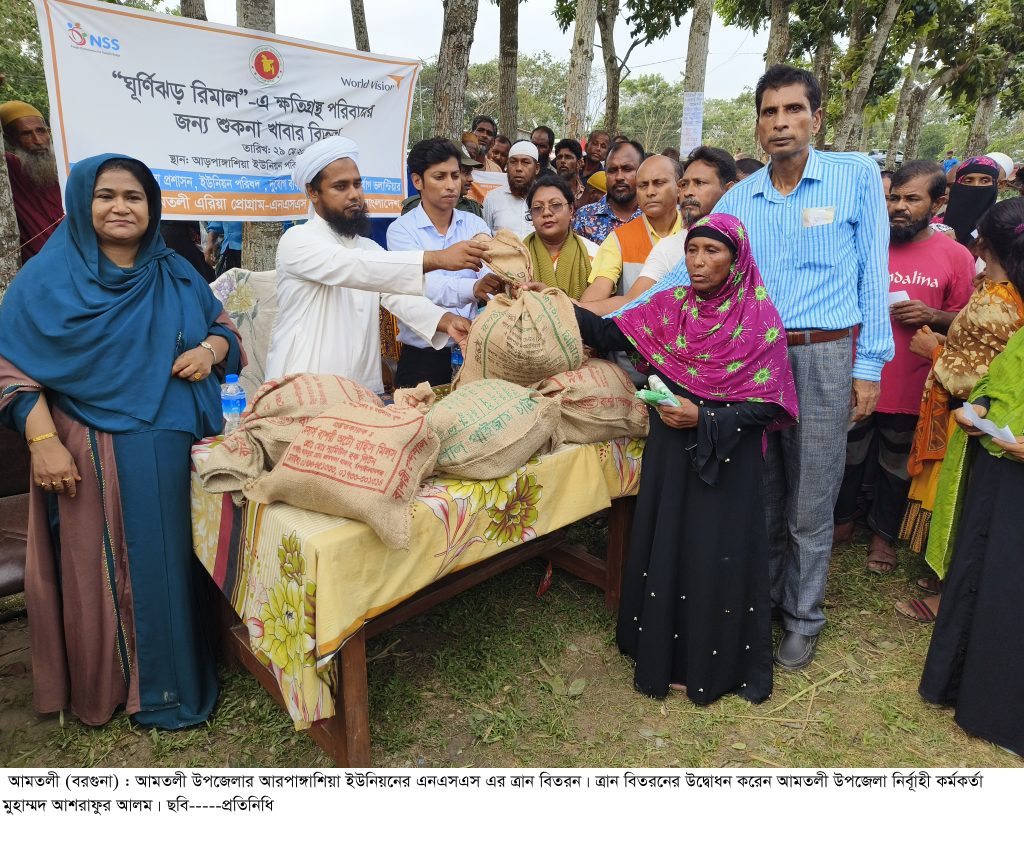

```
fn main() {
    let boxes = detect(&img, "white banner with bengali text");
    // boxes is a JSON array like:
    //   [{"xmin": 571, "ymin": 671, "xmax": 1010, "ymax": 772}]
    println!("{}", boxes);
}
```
[
  {"xmin": 32, "ymin": 0, "xmax": 420, "ymax": 219},
  {"xmin": 679, "ymin": 91, "xmax": 705, "ymax": 158}
]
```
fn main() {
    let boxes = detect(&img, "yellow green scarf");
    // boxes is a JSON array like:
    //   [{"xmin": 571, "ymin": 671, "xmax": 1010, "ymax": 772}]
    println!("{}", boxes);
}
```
[{"xmin": 524, "ymin": 231, "xmax": 592, "ymax": 301}]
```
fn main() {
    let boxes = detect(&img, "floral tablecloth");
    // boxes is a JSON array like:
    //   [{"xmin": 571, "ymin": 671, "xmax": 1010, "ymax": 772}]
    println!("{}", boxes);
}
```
[{"xmin": 191, "ymin": 437, "xmax": 644, "ymax": 728}]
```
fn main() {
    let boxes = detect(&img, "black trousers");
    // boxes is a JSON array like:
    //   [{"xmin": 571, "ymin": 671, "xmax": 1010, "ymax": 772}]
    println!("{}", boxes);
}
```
[
  {"xmin": 394, "ymin": 344, "xmax": 453, "ymax": 389},
  {"xmin": 834, "ymin": 412, "xmax": 917, "ymax": 541}
]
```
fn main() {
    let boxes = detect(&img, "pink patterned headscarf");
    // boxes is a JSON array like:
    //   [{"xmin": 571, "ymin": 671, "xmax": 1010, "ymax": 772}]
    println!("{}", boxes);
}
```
[{"xmin": 613, "ymin": 213, "xmax": 799, "ymax": 428}]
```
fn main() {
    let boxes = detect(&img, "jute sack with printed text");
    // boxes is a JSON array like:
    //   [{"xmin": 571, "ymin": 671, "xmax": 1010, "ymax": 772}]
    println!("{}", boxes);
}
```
[
  {"xmin": 471, "ymin": 228, "xmax": 532, "ymax": 287},
  {"xmin": 534, "ymin": 358, "xmax": 649, "ymax": 444},
  {"xmin": 454, "ymin": 287, "xmax": 584, "ymax": 389},
  {"xmin": 427, "ymin": 379, "xmax": 561, "ymax": 479},
  {"xmin": 197, "ymin": 373, "xmax": 382, "ymax": 494},
  {"xmin": 244, "ymin": 403, "xmax": 439, "ymax": 550}
]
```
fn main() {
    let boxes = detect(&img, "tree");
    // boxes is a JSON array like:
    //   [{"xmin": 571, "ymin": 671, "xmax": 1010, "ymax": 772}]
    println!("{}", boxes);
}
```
[
  {"xmin": 236, "ymin": 0, "xmax": 280, "ymax": 272},
  {"xmin": 350, "ymin": 0, "xmax": 370, "ymax": 52},
  {"xmin": 563, "ymin": 0, "xmax": 600, "ymax": 139},
  {"xmin": 497, "ymin": 0, "xmax": 518, "ymax": 135},
  {"xmin": 683, "ymin": 0, "xmax": 713, "ymax": 92},
  {"xmin": 595, "ymin": 0, "xmax": 623, "ymax": 132},
  {"xmin": 434, "ymin": 0, "xmax": 480, "ymax": 140},
  {"xmin": 884, "ymin": 35, "xmax": 924, "ymax": 169},
  {"xmin": 617, "ymin": 74, "xmax": 684, "ymax": 152},
  {"xmin": 181, "ymin": 0, "xmax": 207, "ymax": 18}
]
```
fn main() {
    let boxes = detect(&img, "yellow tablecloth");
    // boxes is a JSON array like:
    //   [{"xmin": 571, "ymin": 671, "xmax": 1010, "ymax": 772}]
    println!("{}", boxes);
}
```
[{"xmin": 191, "ymin": 437, "xmax": 643, "ymax": 728}]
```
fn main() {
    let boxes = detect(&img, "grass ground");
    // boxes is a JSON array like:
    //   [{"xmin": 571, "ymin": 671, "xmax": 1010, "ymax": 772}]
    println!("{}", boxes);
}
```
[{"xmin": 1, "ymin": 523, "xmax": 1020, "ymax": 769}]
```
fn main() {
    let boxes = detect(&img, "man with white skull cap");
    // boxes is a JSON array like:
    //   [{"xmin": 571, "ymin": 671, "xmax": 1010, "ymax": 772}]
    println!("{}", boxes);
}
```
[
  {"xmin": 267, "ymin": 137, "xmax": 490, "ymax": 393},
  {"xmin": 483, "ymin": 140, "xmax": 541, "ymax": 237}
]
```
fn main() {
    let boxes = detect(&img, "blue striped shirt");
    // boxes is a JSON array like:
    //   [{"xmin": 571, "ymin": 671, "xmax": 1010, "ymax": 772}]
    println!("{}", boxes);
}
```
[{"xmin": 712, "ymin": 147, "xmax": 894, "ymax": 381}]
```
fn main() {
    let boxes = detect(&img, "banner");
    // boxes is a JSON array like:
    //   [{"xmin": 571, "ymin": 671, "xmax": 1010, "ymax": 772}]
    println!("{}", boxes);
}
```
[
  {"xmin": 32, "ymin": 0, "xmax": 420, "ymax": 219},
  {"xmin": 466, "ymin": 169, "xmax": 508, "ymax": 204},
  {"xmin": 679, "ymin": 91, "xmax": 705, "ymax": 158}
]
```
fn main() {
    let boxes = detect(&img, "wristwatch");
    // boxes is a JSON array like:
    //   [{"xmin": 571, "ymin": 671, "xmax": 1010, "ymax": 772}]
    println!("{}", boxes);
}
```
[{"xmin": 198, "ymin": 340, "xmax": 218, "ymax": 361}]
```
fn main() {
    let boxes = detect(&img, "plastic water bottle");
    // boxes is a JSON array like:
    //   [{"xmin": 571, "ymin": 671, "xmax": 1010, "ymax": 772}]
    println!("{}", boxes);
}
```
[
  {"xmin": 450, "ymin": 344, "xmax": 464, "ymax": 382},
  {"xmin": 221, "ymin": 374, "xmax": 246, "ymax": 435}
]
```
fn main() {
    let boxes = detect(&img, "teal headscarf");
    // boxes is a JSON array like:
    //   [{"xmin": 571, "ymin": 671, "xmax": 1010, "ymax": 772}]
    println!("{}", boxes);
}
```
[{"xmin": 0, "ymin": 153, "xmax": 232, "ymax": 434}]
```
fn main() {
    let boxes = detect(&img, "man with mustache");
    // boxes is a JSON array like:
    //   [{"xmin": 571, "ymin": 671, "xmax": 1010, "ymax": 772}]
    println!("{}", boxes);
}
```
[
  {"xmin": 1, "ymin": 101, "xmax": 64, "ymax": 262},
  {"xmin": 553, "ymin": 138, "xmax": 586, "ymax": 210},
  {"xmin": 483, "ymin": 140, "xmax": 540, "ymax": 238},
  {"xmin": 579, "ymin": 146, "xmax": 736, "ymax": 316},
  {"xmin": 267, "ymin": 137, "xmax": 490, "ymax": 394},
  {"xmin": 834, "ymin": 161, "xmax": 975, "ymax": 575},
  {"xmin": 572, "ymin": 139, "xmax": 643, "ymax": 244}
]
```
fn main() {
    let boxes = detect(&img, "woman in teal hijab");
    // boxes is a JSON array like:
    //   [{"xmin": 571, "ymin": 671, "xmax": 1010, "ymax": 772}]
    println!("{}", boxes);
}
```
[{"xmin": 0, "ymin": 154, "xmax": 243, "ymax": 729}]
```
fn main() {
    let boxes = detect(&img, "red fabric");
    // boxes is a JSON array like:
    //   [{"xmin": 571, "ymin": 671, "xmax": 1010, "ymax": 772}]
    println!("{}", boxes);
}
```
[
  {"xmin": 879, "ymin": 231, "xmax": 976, "ymax": 414},
  {"xmin": 5, "ymin": 151, "xmax": 64, "ymax": 261}
]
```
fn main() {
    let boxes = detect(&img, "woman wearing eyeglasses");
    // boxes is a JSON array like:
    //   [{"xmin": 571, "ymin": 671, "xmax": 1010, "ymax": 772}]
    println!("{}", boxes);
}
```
[{"xmin": 522, "ymin": 174, "xmax": 599, "ymax": 300}]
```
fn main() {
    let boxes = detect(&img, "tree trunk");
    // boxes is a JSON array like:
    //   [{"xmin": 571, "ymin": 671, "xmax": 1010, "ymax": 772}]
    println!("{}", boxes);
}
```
[
  {"xmin": 0, "ymin": 153, "xmax": 22, "ymax": 301},
  {"xmin": 564, "ymin": 0, "xmax": 600, "ymax": 140},
  {"xmin": 885, "ymin": 36, "xmax": 924, "ymax": 170},
  {"xmin": 181, "ymin": 0, "xmax": 207, "ymax": 19},
  {"xmin": 433, "ymin": 0, "xmax": 480, "ymax": 140},
  {"xmin": 812, "ymin": 27, "xmax": 833, "ymax": 148},
  {"xmin": 764, "ymin": 0, "xmax": 791, "ymax": 68},
  {"xmin": 498, "ymin": 0, "xmax": 518, "ymax": 136},
  {"xmin": 350, "ymin": 0, "xmax": 370, "ymax": 52},
  {"xmin": 902, "ymin": 66, "xmax": 957, "ymax": 160},
  {"xmin": 236, "ymin": 0, "xmax": 274, "ymax": 32},
  {"xmin": 597, "ymin": 0, "xmax": 620, "ymax": 133},
  {"xmin": 683, "ymin": 0, "xmax": 713, "ymax": 93},
  {"xmin": 964, "ymin": 91, "xmax": 999, "ymax": 158},
  {"xmin": 831, "ymin": 0, "xmax": 902, "ymax": 151},
  {"xmin": 237, "ymin": 0, "xmax": 281, "ymax": 271}
]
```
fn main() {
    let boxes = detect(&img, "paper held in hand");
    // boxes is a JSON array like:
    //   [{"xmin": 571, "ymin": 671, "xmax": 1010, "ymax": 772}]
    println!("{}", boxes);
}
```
[
  {"xmin": 888, "ymin": 290, "xmax": 911, "ymax": 305},
  {"xmin": 961, "ymin": 403, "xmax": 1017, "ymax": 444}
]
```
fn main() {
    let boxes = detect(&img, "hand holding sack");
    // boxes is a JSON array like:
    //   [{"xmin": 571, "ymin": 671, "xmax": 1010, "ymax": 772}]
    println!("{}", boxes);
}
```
[
  {"xmin": 471, "ymin": 228, "xmax": 532, "ymax": 288},
  {"xmin": 244, "ymin": 402, "xmax": 439, "ymax": 550}
]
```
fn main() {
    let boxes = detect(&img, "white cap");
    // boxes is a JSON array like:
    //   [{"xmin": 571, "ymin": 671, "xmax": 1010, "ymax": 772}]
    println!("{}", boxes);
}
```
[
  {"xmin": 987, "ymin": 151, "xmax": 1013, "ymax": 179},
  {"xmin": 292, "ymin": 136, "xmax": 360, "ymax": 190},
  {"xmin": 508, "ymin": 140, "xmax": 539, "ymax": 162}
]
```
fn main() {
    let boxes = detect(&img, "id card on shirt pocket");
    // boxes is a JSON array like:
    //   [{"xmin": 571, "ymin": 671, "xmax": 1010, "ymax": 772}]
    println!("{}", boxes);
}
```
[{"xmin": 802, "ymin": 206, "xmax": 835, "ymax": 228}]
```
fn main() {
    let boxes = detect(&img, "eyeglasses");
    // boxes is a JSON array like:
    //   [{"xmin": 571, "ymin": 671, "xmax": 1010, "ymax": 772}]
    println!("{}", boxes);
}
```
[{"xmin": 529, "ymin": 202, "xmax": 567, "ymax": 216}]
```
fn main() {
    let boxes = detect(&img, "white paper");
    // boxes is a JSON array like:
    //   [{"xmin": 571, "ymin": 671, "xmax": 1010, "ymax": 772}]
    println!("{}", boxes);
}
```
[
  {"xmin": 888, "ymin": 290, "xmax": 910, "ymax": 305},
  {"xmin": 679, "ymin": 92, "xmax": 704, "ymax": 156},
  {"xmin": 962, "ymin": 403, "xmax": 1017, "ymax": 444}
]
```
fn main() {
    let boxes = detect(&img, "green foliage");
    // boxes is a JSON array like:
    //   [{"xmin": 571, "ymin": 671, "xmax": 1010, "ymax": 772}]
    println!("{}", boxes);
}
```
[{"xmin": 0, "ymin": 0, "xmax": 180, "ymax": 119}]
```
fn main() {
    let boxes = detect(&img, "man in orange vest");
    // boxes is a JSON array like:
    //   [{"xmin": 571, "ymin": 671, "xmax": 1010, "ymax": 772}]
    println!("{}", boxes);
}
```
[{"xmin": 579, "ymin": 154, "xmax": 683, "ymax": 382}]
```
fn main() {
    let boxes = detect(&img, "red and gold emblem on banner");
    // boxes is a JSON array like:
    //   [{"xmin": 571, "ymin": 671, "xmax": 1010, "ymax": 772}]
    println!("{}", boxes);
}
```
[{"xmin": 249, "ymin": 46, "xmax": 283, "ymax": 85}]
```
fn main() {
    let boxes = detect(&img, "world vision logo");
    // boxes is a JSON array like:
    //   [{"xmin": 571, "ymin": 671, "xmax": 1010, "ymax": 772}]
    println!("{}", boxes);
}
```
[
  {"xmin": 249, "ymin": 46, "xmax": 283, "ymax": 85},
  {"xmin": 66, "ymin": 21, "xmax": 121, "ymax": 54}
]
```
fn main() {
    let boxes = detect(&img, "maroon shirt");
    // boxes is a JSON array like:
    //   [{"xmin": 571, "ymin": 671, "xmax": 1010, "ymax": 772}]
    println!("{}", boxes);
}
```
[{"xmin": 5, "ymin": 151, "xmax": 64, "ymax": 261}]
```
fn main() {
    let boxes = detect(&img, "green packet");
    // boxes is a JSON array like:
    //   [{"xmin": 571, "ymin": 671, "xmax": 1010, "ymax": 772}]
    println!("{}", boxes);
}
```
[{"xmin": 635, "ymin": 389, "xmax": 677, "ymax": 407}]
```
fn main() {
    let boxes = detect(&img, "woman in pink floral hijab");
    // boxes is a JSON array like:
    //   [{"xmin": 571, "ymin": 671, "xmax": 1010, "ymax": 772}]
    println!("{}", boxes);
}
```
[{"xmin": 572, "ymin": 213, "xmax": 797, "ymax": 705}]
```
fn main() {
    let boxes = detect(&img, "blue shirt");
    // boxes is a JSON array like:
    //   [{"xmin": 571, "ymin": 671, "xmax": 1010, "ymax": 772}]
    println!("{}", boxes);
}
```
[
  {"xmin": 572, "ymin": 196, "xmax": 642, "ymax": 244},
  {"xmin": 205, "ymin": 221, "xmax": 243, "ymax": 251},
  {"xmin": 942, "ymin": 157, "xmax": 960, "ymax": 173},
  {"xmin": 713, "ymin": 147, "xmax": 894, "ymax": 381},
  {"xmin": 386, "ymin": 204, "xmax": 490, "ymax": 348}
]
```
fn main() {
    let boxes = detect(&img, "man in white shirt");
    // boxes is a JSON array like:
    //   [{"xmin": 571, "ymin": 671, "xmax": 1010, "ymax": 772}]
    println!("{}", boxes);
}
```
[
  {"xmin": 483, "ymin": 140, "xmax": 540, "ymax": 237},
  {"xmin": 387, "ymin": 137, "xmax": 502, "ymax": 387},
  {"xmin": 267, "ymin": 137, "xmax": 489, "ymax": 395}
]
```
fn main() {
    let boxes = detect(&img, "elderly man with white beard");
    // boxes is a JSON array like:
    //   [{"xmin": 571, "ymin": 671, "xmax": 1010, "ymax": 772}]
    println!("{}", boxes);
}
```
[
  {"xmin": 1, "ymin": 101, "xmax": 64, "ymax": 261},
  {"xmin": 266, "ymin": 136, "xmax": 489, "ymax": 395}
]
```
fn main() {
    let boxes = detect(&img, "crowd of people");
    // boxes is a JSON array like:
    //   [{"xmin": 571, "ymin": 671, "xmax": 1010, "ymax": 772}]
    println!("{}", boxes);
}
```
[{"xmin": 1, "ymin": 62, "xmax": 1022, "ymax": 758}]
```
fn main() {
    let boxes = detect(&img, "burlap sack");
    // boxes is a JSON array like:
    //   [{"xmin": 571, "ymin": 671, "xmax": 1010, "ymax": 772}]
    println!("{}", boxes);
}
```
[
  {"xmin": 535, "ymin": 358, "xmax": 649, "ymax": 444},
  {"xmin": 454, "ymin": 287, "xmax": 584, "ymax": 389},
  {"xmin": 197, "ymin": 373, "xmax": 382, "ymax": 494},
  {"xmin": 391, "ymin": 381, "xmax": 436, "ymax": 414},
  {"xmin": 244, "ymin": 403, "xmax": 439, "ymax": 550},
  {"xmin": 472, "ymin": 229, "xmax": 532, "ymax": 287},
  {"xmin": 427, "ymin": 379, "xmax": 561, "ymax": 479}
]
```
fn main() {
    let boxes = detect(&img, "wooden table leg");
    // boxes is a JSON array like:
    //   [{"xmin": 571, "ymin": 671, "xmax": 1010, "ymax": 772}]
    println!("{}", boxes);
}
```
[
  {"xmin": 604, "ymin": 495, "xmax": 635, "ymax": 615},
  {"xmin": 313, "ymin": 626, "xmax": 371, "ymax": 767}
]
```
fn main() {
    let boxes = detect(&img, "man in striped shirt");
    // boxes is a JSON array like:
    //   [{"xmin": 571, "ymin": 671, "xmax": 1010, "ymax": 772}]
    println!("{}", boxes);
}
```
[{"xmin": 713, "ymin": 65, "xmax": 894, "ymax": 670}]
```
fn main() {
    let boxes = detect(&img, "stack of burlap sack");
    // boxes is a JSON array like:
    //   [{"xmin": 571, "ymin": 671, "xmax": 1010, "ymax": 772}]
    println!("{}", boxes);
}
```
[{"xmin": 196, "ymin": 231, "xmax": 646, "ymax": 550}]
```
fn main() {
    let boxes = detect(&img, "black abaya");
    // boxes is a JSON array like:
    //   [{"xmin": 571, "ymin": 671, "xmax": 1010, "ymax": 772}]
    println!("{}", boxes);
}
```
[
  {"xmin": 576, "ymin": 307, "xmax": 781, "ymax": 704},
  {"xmin": 920, "ymin": 441, "xmax": 1024, "ymax": 756}
]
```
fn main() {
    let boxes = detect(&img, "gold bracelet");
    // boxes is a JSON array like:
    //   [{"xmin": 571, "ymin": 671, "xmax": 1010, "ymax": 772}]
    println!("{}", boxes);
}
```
[{"xmin": 28, "ymin": 431, "xmax": 57, "ymax": 444}]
